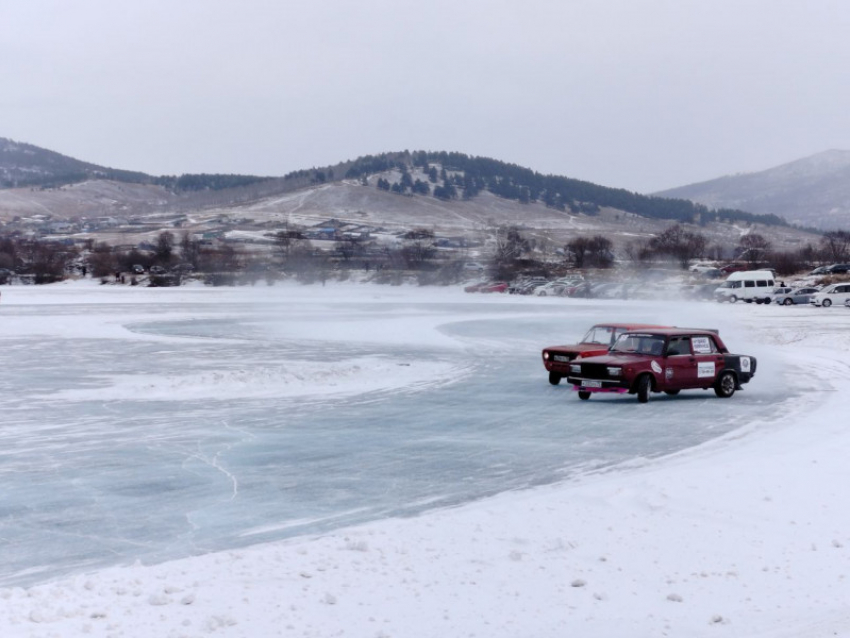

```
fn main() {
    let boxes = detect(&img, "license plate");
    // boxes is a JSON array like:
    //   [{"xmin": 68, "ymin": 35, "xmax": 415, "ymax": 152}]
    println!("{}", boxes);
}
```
[{"xmin": 583, "ymin": 380, "xmax": 602, "ymax": 388}]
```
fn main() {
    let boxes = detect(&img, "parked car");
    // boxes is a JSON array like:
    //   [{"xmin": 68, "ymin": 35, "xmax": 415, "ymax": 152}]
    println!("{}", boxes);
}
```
[
  {"xmin": 764, "ymin": 286, "xmax": 794, "ymax": 303},
  {"xmin": 826, "ymin": 264, "xmax": 850, "ymax": 274},
  {"xmin": 480, "ymin": 281, "xmax": 508, "ymax": 293},
  {"xmin": 509, "ymin": 278, "xmax": 547, "ymax": 295},
  {"xmin": 541, "ymin": 323, "xmax": 667, "ymax": 386},
  {"xmin": 565, "ymin": 328, "xmax": 757, "ymax": 402},
  {"xmin": 809, "ymin": 265, "xmax": 830, "ymax": 275},
  {"xmin": 690, "ymin": 263, "xmax": 718, "ymax": 274},
  {"xmin": 773, "ymin": 286, "xmax": 819, "ymax": 305},
  {"xmin": 150, "ymin": 265, "xmax": 167, "ymax": 274},
  {"xmin": 464, "ymin": 282, "xmax": 488, "ymax": 293},
  {"xmin": 810, "ymin": 283, "xmax": 850, "ymax": 307},
  {"xmin": 534, "ymin": 281, "xmax": 569, "ymax": 296}
]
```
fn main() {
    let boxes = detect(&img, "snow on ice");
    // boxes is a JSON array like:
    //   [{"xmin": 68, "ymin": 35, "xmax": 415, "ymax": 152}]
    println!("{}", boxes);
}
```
[{"xmin": 2, "ymin": 280, "xmax": 850, "ymax": 638}]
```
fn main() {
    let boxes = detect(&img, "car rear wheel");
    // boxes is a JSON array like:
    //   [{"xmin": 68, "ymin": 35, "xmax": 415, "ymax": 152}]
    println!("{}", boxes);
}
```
[
  {"xmin": 783, "ymin": 298, "xmax": 793, "ymax": 305},
  {"xmin": 548, "ymin": 372, "xmax": 561, "ymax": 386},
  {"xmin": 823, "ymin": 299, "xmax": 832, "ymax": 307},
  {"xmin": 578, "ymin": 390, "xmax": 591, "ymax": 400},
  {"xmin": 714, "ymin": 371, "xmax": 736, "ymax": 398},
  {"xmin": 637, "ymin": 374, "xmax": 652, "ymax": 403}
]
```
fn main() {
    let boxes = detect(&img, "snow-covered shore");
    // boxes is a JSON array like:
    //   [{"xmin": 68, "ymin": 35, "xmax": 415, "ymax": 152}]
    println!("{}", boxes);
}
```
[{"xmin": 2, "ymin": 281, "xmax": 850, "ymax": 638}]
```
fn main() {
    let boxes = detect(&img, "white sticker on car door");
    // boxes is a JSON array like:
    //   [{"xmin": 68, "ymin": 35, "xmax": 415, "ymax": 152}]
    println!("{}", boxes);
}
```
[{"xmin": 698, "ymin": 362, "xmax": 715, "ymax": 378}]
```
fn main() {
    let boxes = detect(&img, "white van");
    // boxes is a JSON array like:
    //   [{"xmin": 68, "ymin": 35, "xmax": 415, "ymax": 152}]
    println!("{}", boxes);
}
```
[
  {"xmin": 810, "ymin": 282, "xmax": 850, "ymax": 307},
  {"xmin": 714, "ymin": 270, "xmax": 776, "ymax": 303}
]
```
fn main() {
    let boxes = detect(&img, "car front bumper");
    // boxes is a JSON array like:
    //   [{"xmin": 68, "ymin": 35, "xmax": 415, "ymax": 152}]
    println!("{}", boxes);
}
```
[{"xmin": 566, "ymin": 375, "xmax": 630, "ymax": 393}]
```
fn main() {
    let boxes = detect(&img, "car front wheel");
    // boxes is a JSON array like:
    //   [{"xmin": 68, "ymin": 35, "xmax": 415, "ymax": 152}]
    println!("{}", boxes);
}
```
[
  {"xmin": 714, "ymin": 371, "xmax": 736, "ymax": 398},
  {"xmin": 637, "ymin": 374, "xmax": 652, "ymax": 403},
  {"xmin": 823, "ymin": 299, "xmax": 832, "ymax": 307},
  {"xmin": 548, "ymin": 372, "xmax": 561, "ymax": 385},
  {"xmin": 783, "ymin": 298, "xmax": 793, "ymax": 305},
  {"xmin": 729, "ymin": 295, "xmax": 738, "ymax": 303}
]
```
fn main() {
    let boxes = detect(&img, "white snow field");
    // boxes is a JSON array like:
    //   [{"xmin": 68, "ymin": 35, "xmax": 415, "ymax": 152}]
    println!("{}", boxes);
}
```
[{"xmin": 2, "ymin": 280, "xmax": 850, "ymax": 637}]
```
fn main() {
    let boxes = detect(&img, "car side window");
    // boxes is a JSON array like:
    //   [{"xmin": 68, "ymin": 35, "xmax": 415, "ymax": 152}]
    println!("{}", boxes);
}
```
[
  {"xmin": 692, "ymin": 335, "xmax": 719, "ymax": 354},
  {"xmin": 666, "ymin": 337, "xmax": 691, "ymax": 356}
]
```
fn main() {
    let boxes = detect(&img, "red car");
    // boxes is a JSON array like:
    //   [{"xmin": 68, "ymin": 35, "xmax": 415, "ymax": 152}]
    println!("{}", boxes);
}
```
[
  {"xmin": 480, "ymin": 281, "xmax": 509, "ymax": 293},
  {"xmin": 565, "ymin": 328, "xmax": 757, "ymax": 402},
  {"xmin": 542, "ymin": 323, "xmax": 667, "ymax": 386}
]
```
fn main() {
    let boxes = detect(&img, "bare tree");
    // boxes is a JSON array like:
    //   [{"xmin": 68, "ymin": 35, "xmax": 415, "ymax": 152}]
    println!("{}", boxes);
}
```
[
  {"xmin": 737, "ymin": 233, "xmax": 772, "ymax": 266},
  {"xmin": 401, "ymin": 228, "xmax": 436, "ymax": 269},
  {"xmin": 820, "ymin": 231, "xmax": 850, "ymax": 263},
  {"xmin": 155, "ymin": 231, "xmax": 175, "ymax": 265},
  {"xmin": 273, "ymin": 224, "xmax": 307, "ymax": 269},
  {"xmin": 647, "ymin": 224, "xmax": 708, "ymax": 269},
  {"xmin": 180, "ymin": 232, "xmax": 201, "ymax": 268},
  {"xmin": 567, "ymin": 235, "xmax": 614, "ymax": 268},
  {"xmin": 622, "ymin": 238, "xmax": 652, "ymax": 266},
  {"xmin": 494, "ymin": 226, "xmax": 529, "ymax": 265},
  {"xmin": 88, "ymin": 242, "xmax": 117, "ymax": 278}
]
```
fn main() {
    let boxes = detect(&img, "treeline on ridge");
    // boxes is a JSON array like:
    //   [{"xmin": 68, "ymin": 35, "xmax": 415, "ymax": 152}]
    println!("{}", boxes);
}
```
[{"xmin": 344, "ymin": 150, "xmax": 789, "ymax": 229}]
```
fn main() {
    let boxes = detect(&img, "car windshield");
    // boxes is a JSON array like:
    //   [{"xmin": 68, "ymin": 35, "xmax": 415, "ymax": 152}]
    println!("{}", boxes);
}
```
[
  {"xmin": 610, "ymin": 333, "xmax": 666, "ymax": 355},
  {"xmin": 580, "ymin": 325, "xmax": 619, "ymax": 345}
]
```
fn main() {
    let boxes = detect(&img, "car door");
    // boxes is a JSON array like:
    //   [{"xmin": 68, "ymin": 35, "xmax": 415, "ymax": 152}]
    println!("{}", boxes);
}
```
[
  {"xmin": 664, "ymin": 335, "xmax": 724, "ymax": 389},
  {"xmin": 663, "ymin": 336, "xmax": 695, "ymax": 389},
  {"xmin": 795, "ymin": 288, "xmax": 817, "ymax": 303},
  {"xmin": 689, "ymin": 335, "xmax": 726, "ymax": 386}
]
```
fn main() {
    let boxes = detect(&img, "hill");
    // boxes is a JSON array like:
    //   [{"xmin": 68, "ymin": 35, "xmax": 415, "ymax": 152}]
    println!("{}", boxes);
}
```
[
  {"xmin": 0, "ymin": 140, "xmax": 822, "ymax": 261},
  {"xmin": 655, "ymin": 150, "xmax": 850, "ymax": 231},
  {"xmin": 0, "ymin": 137, "xmax": 153, "ymax": 188}
]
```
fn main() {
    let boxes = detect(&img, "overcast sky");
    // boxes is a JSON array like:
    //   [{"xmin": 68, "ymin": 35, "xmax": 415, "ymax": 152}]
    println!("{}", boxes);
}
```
[{"xmin": 2, "ymin": 0, "xmax": 849, "ymax": 193}]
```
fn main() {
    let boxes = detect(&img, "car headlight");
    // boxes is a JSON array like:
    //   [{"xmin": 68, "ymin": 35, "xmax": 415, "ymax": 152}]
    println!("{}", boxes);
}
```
[
  {"xmin": 607, "ymin": 367, "xmax": 622, "ymax": 376},
  {"xmin": 570, "ymin": 364, "xmax": 581, "ymax": 374},
  {"xmin": 543, "ymin": 351, "xmax": 550, "ymax": 360}
]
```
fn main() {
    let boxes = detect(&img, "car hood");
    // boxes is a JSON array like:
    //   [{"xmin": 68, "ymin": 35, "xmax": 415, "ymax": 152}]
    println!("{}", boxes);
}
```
[
  {"xmin": 573, "ymin": 352, "xmax": 657, "ymax": 366},
  {"xmin": 544, "ymin": 343, "xmax": 611, "ymax": 355}
]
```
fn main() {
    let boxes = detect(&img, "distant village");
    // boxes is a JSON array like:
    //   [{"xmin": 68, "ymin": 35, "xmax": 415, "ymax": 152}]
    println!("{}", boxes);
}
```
[{"xmin": 0, "ymin": 207, "xmax": 490, "ymax": 287}]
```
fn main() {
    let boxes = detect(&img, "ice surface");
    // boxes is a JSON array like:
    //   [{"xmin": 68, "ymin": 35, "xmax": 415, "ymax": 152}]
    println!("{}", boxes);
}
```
[{"xmin": 0, "ymin": 283, "xmax": 791, "ymax": 587}]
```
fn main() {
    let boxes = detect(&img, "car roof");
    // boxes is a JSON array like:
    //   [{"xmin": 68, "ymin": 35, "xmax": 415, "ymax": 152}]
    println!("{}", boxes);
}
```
[
  {"xmin": 591, "ymin": 323, "xmax": 668, "ymax": 329},
  {"xmin": 620, "ymin": 328, "xmax": 719, "ymax": 337}
]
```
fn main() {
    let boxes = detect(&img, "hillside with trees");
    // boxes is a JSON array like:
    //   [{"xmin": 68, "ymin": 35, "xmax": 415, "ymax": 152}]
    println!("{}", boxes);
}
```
[
  {"xmin": 2, "ymin": 138, "xmax": 791, "ymax": 230},
  {"xmin": 344, "ymin": 151, "xmax": 790, "ymax": 229}
]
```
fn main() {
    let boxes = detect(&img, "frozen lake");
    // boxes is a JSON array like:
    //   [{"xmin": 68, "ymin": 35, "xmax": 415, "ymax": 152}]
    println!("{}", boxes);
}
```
[{"xmin": 0, "ymin": 283, "xmax": 788, "ymax": 586}]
